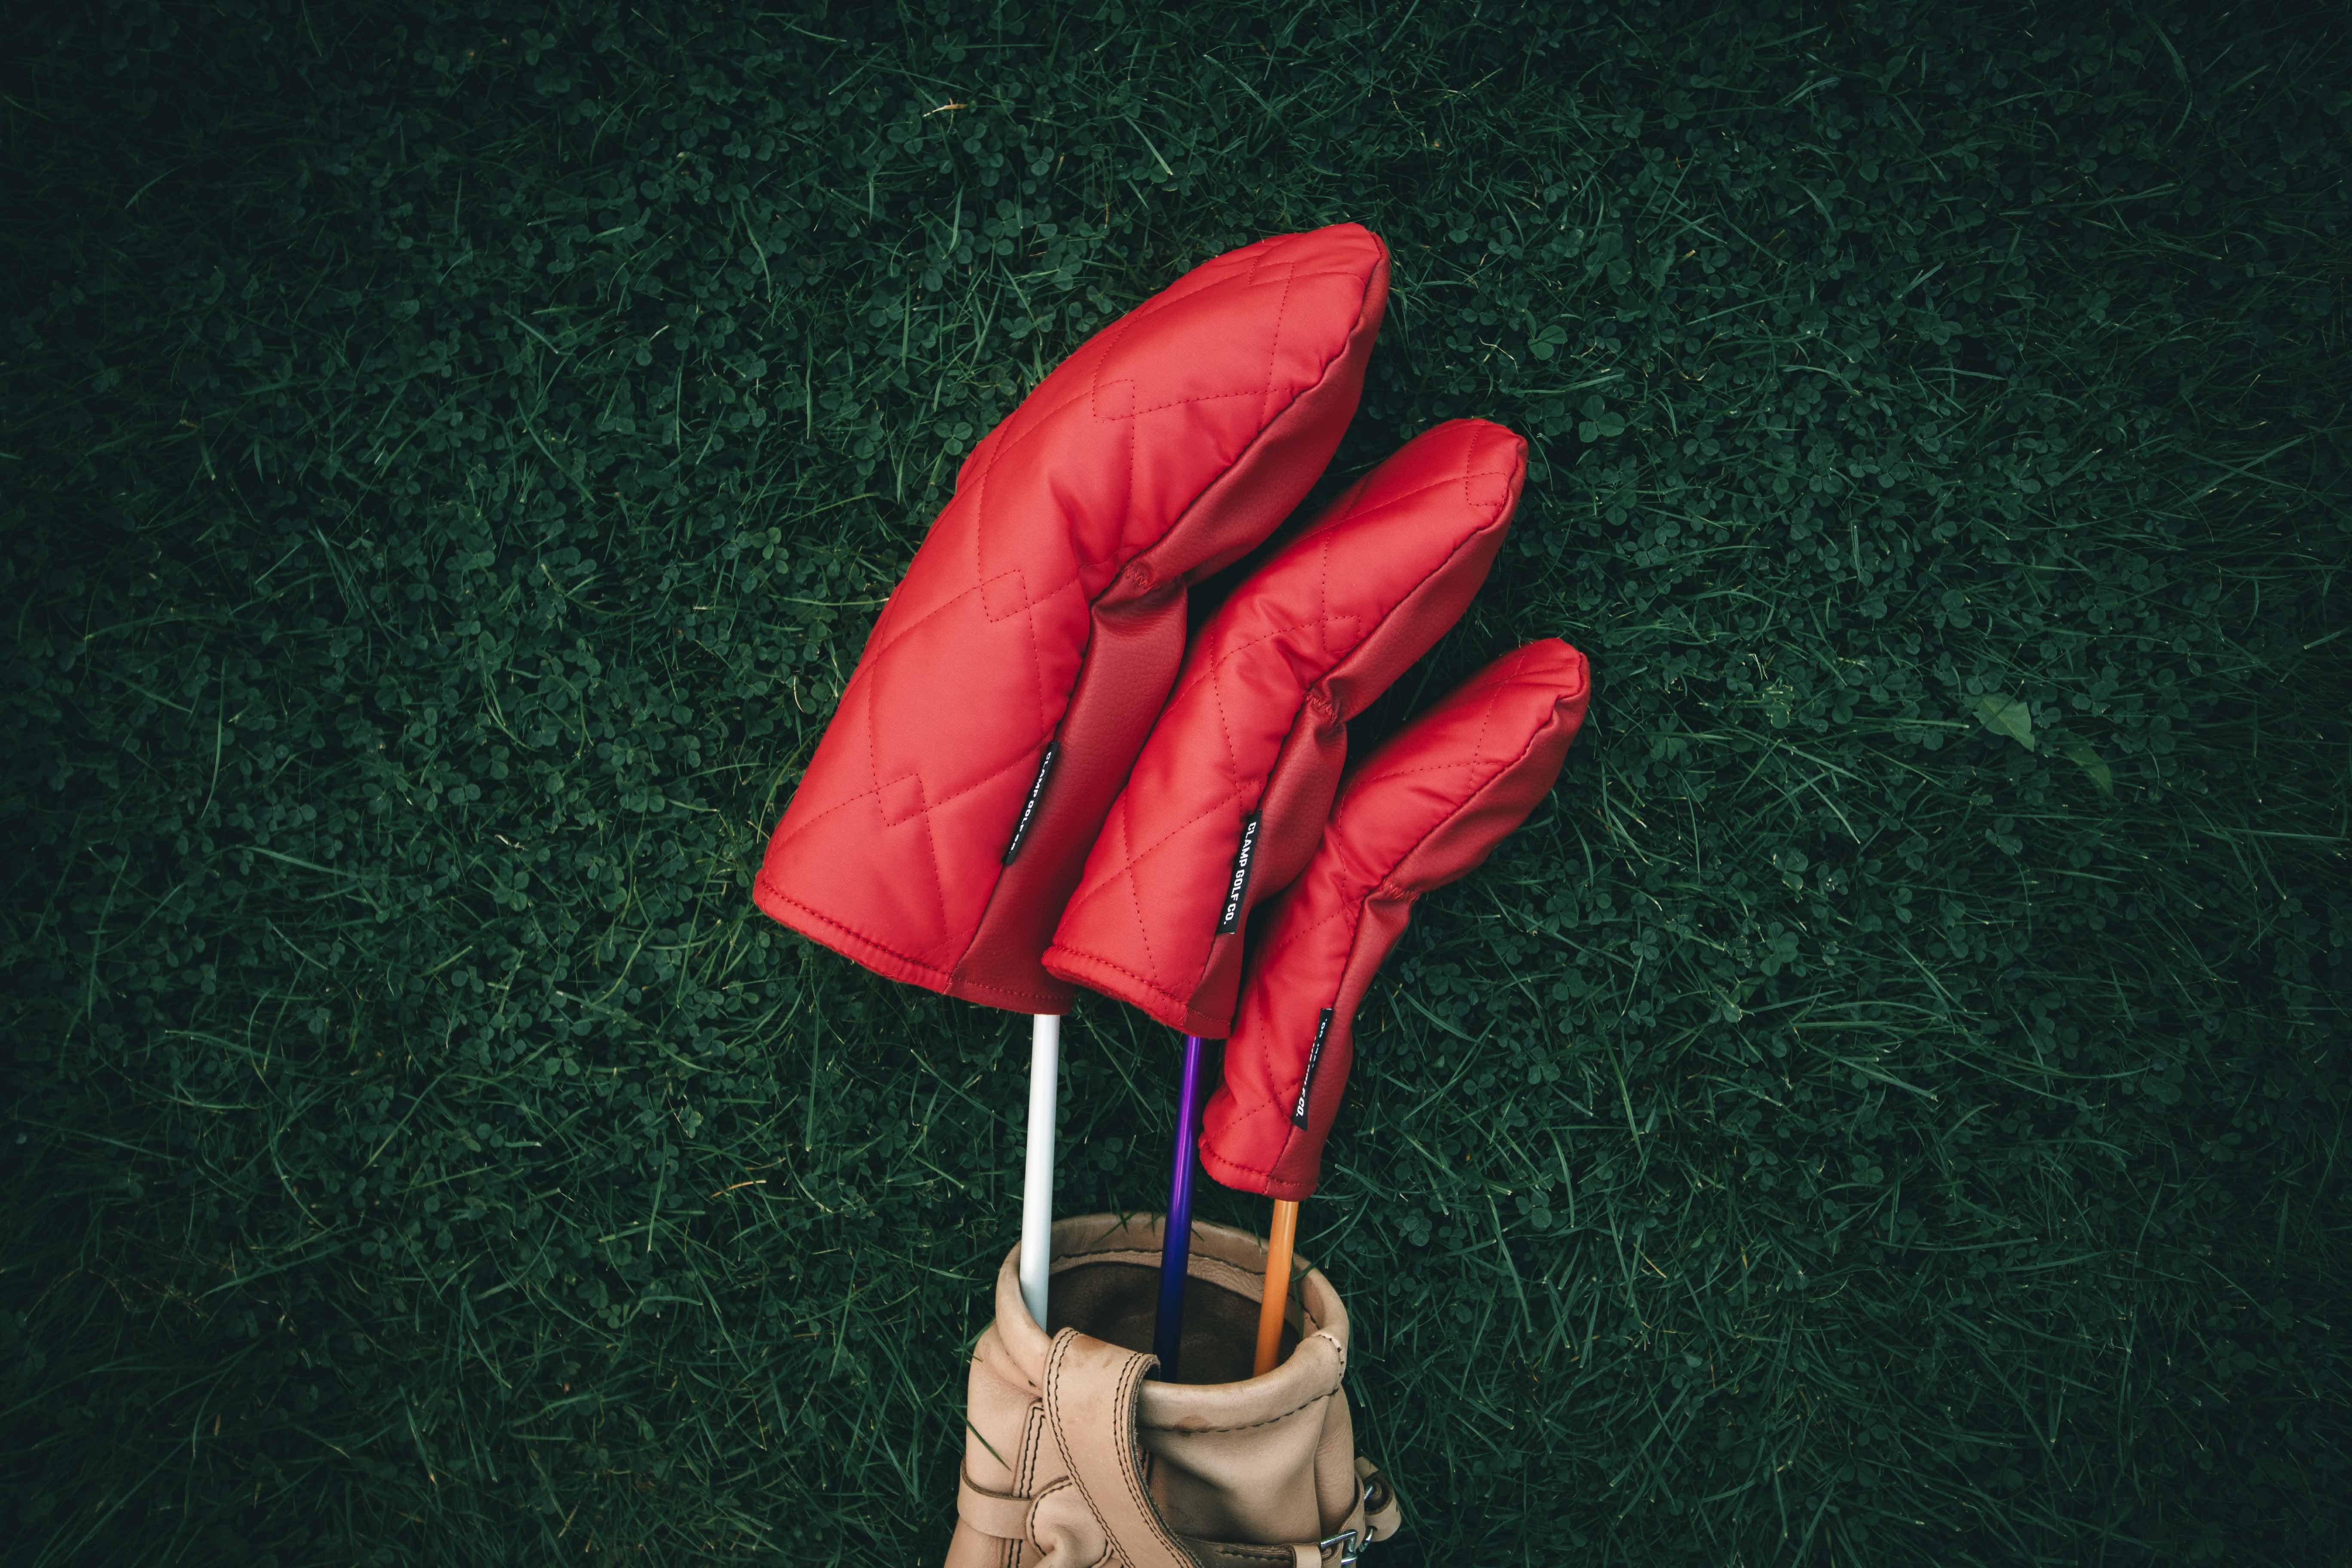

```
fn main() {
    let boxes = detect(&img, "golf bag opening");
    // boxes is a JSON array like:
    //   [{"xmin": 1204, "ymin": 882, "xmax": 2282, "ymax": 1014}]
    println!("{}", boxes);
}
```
[{"xmin": 1042, "ymin": 1253, "xmax": 1303, "ymax": 1386}]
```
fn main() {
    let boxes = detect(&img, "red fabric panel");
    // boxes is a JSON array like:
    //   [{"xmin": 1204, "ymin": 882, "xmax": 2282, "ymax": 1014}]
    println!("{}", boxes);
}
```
[
  {"xmin": 1198, "ymin": 639, "xmax": 1591, "ymax": 1199},
  {"xmin": 1043, "ymin": 420, "xmax": 1524, "ymax": 1035},
  {"xmin": 753, "ymin": 225, "xmax": 1390, "ymax": 1012}
]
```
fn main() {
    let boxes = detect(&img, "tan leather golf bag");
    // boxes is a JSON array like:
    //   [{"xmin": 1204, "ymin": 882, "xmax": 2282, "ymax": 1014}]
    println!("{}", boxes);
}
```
[{"xmin": 945, "ymin": 1213, "xmax": 1401, "ymax": 1567}]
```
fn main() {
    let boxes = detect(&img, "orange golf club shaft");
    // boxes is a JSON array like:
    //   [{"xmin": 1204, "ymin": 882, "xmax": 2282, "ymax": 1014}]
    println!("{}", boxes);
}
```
[{"xmin": 1253, "ymin": 1200, "xmax": 1300, "ymax": 1376}]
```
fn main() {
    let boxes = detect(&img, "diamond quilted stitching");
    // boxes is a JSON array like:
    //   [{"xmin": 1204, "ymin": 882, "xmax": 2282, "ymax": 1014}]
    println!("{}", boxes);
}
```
[
  {"xmin": 1090, "ymin": 377, "xmax": 1137, "ymax": 421},
  {"xmin": 875, "ymin": 771, "xmax": 928, "ymax": 829},
  {"xmin": 978, "ymin": 567, "xmax": 1032, "ymax": 624}
]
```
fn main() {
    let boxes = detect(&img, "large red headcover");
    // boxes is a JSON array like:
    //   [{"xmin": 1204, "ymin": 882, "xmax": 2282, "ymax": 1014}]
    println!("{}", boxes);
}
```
[{"xmin": 754, "ymin": 226, "xmax": 1390, "ymax": 1012}]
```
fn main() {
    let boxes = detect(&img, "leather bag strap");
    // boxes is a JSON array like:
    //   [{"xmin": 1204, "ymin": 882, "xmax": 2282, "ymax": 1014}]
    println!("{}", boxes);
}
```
[
  {"xmin": 956, "ymin": 1463, "xmax": 1033, "ymax": 1541},
  {"xmin": 1041, "ymin": 1329, "xmax": 1200, "ymax": 1568}
]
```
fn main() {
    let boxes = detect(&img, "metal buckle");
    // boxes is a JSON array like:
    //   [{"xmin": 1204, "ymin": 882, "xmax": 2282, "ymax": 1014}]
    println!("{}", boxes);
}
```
[
  {"xmin": 1318, "ymin": 1528, "xmax": 1361, "ymax": 1566},
  {"xmin": 1319, "ymin": 1473, "xmax": 1380, "ymax": 1563}
]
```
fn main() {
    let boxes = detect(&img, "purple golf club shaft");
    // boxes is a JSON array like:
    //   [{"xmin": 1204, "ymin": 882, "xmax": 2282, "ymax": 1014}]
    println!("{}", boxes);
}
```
[{"xmin": 1152, "ymin": 1033, "xmax": 1210, "ymax": 1376}]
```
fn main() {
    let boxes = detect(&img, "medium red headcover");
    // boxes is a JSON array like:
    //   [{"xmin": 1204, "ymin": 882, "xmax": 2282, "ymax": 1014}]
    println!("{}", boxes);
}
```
[
  {"xmin": 753, "ymin": 226, "xmax": 1390, "ymax": 1012},
  {"xmin": 1198, "ymin": 639, "xmax": 1592, "ymax": 1200},
  {"xmin": 1043, "ymin": 420, "xmax": 1525, "ymax": 1036}
]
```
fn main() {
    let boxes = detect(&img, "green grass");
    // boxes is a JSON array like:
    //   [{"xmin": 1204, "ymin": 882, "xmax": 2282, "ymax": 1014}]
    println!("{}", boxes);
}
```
[{"xmin": 4, "ymin": 2, "xmax": 2349, "ymax": 1563}]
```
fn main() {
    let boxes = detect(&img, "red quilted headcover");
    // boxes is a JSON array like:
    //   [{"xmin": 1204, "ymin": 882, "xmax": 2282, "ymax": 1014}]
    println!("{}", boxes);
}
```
[
  {"xmin": 753, "ymin": 225, "xmax": 1390, "ymax": 1013},
  {"xmin": 1042, "ymin": 420, "xmax": 1525, "ymax": 1037},
  {"xmin": 1198, "ymin": 639, "xmax": 1591, "ymax": 1199}
]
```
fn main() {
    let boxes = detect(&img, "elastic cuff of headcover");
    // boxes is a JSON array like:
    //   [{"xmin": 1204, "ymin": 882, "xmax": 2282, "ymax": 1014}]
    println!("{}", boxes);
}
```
[
  {"xmin": 1197, "ymin": 1090, "xmax": 1320, "ymax": 1201},
  {"xmin": 1040, "ymin": 942, "xmax": 1228, "ymax": 1037},
  {"xmin": 753, "ymin": 870, "xmax": 1074, "ymax": 1014}
]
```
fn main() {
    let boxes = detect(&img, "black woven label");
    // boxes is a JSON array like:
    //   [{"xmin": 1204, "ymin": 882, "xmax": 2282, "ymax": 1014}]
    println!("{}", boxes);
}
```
[
  {"xmin": 1215, "ymin": 811, "xmax": 1262, "ymax": 934},
  {"xmin": 1291, "ymin": 1008, "xmax": 1334, "ymax": 1127},
  {"xmin": 1001, "ymin": 742, "xmax": 1058, "ymax": 865}
]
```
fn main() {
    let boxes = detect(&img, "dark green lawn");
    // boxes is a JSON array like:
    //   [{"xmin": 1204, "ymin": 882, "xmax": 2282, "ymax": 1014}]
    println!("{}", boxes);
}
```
[{"xmin": 5, "ymin": 3, "xmax": 2349, "ymax": 1562}]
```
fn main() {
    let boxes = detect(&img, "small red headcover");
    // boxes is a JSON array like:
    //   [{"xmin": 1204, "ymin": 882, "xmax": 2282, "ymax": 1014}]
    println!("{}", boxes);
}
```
[
  {"xmin": 1198, "ymin": 639, "xmax": 1592, "ymax": 1200},
  {"xmin": 754, "ymin": 226, "xmax": 1390, "ymax": 1013},
  {"xmin": 1043, "ymin": 420, "xmax": 1525, "ymax": 1036}
]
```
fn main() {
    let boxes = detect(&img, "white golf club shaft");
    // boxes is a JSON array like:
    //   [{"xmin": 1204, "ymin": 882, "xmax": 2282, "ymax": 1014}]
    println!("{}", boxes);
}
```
[{"xmin": 1018, "ymin": 1012, "xmax": 1060, "ymax": 1328}]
